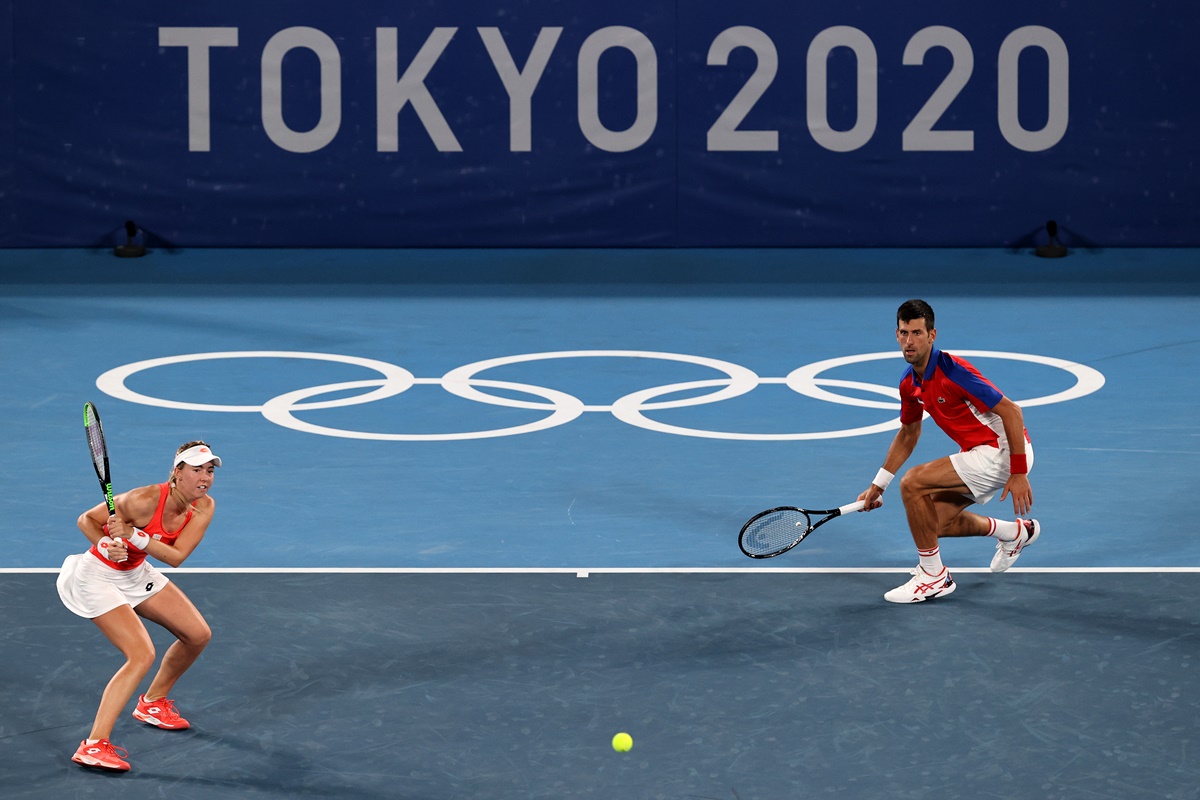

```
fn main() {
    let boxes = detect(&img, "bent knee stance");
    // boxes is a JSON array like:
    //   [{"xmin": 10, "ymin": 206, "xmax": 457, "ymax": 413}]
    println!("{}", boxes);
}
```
[
  {"xmin": 181, "ymin": 621, "xmax": 212, "ymax": 650},
  {"xmin": 128, "ymin": 643, "xmax": 156, "ymax": 674},
  {"xmin": 194, "ymin": 623, "xmax": 212, "ymax": 650},
  {"xmin": 898, "ymin": 461, "xmax": 968, "ymax": 503},
  {"xmin": 898, "ymin": 468, "xmax": 929, "ymax": 500}
]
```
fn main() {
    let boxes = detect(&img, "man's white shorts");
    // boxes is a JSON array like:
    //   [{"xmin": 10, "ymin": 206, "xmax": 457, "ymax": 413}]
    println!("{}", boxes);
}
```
[
  {"xmin": 949, "ymin": 441, "xmax": 1035, "ymax": 505},
  {"xmin": 57, "ymin": 552, "xmax": 170, "ymax": 619}
]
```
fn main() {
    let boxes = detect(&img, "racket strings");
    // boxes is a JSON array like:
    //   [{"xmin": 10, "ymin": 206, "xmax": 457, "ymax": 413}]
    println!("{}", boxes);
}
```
[
  {"xmin": 741, "ymin": 509, "xmax": 812, "ymax": 557},
  {"xmin": 85, "ymin": 421, "xmax": 108, "ymax": 477}
]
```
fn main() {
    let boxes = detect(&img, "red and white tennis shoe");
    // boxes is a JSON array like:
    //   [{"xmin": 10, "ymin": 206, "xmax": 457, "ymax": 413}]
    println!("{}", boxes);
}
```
[
  {"xmin": 132, "ymin": 695, "xmax": 191, "ymax": 729},
  {"xmin": 71, "ymin": 738, "xmax": 130, "ymax": 771},
  {"xmin": 884, "ymin": 566, "xmax": 956, "ymax": 603},
  {"xmin": 990, "ymin": 518, "xmax": 1041, "ymax": 573}
]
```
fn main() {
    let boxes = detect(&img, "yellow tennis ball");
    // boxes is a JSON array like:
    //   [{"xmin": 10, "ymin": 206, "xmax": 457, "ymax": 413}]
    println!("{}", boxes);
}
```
[{"xmin": 612, "ymin": 732, "xmax": 633, "ymax": 752}]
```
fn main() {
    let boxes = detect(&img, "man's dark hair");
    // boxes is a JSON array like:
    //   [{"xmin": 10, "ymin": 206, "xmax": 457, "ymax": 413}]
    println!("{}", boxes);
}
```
[{"xmin": 897, "ymin": 299, "xmax": 935, "ymax": 330}]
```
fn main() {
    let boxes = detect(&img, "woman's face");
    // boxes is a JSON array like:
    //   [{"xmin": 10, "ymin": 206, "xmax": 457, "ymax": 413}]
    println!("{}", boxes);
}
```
[{"xmin": 174, "ymin": 461, "xmax": 216, "ymax": 499}]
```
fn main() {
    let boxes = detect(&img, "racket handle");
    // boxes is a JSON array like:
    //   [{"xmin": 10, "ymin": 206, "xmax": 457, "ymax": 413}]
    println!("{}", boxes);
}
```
[
  {"xmin": 96, "ymin": 535, "xmax": 127, "ymax": 563},
  {"xmin": 839, "ymin": 500, "xmax": 867, "ymax": 515}
]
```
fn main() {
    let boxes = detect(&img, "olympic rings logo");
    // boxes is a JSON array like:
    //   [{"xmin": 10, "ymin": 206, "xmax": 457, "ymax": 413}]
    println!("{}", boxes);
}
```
[{"xmin": 96, "ymin": 349, "xmax": 1105, "ymax": 442}]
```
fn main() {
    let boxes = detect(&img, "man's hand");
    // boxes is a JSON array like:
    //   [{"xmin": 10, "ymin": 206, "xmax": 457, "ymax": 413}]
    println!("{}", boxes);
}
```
[
  {"xmin": 857, "ymin": 484, "xmax": 885, "ymax": 512},
  {"xmin": 1000, "ymin": 473, "xmax": 1033, "ymax": 516}
]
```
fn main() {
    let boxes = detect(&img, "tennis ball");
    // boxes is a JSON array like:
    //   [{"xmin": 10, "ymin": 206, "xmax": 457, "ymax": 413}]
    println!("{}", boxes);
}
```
[{"xmin": 612, "ymin": 732, "xmax": 633, "ymax": 752}]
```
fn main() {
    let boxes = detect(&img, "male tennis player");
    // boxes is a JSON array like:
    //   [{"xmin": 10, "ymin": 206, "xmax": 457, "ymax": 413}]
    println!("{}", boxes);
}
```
[{"xmin": 858, "ymin": 299, "xmax": 1038, "ymax": 603}]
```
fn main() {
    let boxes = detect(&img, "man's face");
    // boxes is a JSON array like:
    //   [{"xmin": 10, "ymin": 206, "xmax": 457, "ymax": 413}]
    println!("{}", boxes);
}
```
[{"xmin": 896, "ymin": 317, "xmax": 936, "ymax": 367}]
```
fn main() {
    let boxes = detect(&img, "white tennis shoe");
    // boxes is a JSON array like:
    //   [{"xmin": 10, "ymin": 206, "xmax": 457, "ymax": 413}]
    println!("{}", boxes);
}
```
[
  {"xmin": 990, "ymin": 519, "xmax": 1040, "ymax": 573},
  {"xmin": 884, "ymin": 567, "xmax": 956, "ymax": 603}
]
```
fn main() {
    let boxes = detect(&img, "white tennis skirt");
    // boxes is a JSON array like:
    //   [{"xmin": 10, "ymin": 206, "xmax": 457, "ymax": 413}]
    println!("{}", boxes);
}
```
[{"xmin": 57, "ymin": 552, "xmax": 170, "ymax": 619}]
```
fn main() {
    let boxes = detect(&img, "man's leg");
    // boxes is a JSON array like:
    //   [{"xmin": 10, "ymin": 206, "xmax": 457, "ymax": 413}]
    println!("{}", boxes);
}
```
[
  {"xmin": 898, "ymin": 456, "xmax": 978, "ymax": 548},
  {"xmin": 884, "ymin": 457, "xmax": 975, "ymax": 604},
  {"xmin": 905, "ymin": 455, "xmax": 1040, "ymax": 569}
]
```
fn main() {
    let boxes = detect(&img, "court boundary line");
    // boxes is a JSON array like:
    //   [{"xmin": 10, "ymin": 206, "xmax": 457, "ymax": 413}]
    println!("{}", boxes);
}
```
[{"xmin": 7, "ymin": 567, "xmax": 1200, "ymax": 575}]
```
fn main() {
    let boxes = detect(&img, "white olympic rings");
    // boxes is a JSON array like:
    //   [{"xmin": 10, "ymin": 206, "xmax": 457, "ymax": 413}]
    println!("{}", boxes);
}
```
[{"xmin": 96, "ymin": 349, "xmax": 1105, "ymax": 442}]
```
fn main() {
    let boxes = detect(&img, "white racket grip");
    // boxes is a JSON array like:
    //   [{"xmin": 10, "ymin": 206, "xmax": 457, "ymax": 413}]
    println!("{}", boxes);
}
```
[{"xmin": 839, "ymin": 500, "xmax": 867, "ymax": 515}]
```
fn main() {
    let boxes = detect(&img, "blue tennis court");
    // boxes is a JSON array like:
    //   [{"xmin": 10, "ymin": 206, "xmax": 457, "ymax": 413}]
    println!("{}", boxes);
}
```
[{"xmin": 2, "ymin": 246, "xmax": 1199, "ymax": 798}]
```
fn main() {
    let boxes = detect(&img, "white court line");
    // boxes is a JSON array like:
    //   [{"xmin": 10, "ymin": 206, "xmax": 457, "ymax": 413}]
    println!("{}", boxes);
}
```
[{"xmin": 6, "ymin": 567, "xmax": 1200, "ymax": 575}]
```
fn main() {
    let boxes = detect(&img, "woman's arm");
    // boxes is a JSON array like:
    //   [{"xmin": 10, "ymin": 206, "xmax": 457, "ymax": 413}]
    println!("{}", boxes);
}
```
[{"xmin": 107, "ymin": 495, "xmax": 217, "ymax": 568}]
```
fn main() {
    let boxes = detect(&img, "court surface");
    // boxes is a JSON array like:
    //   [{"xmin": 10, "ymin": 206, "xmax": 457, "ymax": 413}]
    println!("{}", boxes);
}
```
[{"xmin": 2, "ymin": 247, "xmax": 1198, "ymax": 798}]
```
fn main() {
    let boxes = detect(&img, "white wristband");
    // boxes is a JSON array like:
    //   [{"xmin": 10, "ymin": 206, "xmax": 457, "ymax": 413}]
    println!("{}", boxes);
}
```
[
  {"xmin": 127, "ymin": 528, "xmax": 151, "ymax": 550},
  {"xmin": 873, "ymin": 468, "xmax": 895, "ymax": 491}
]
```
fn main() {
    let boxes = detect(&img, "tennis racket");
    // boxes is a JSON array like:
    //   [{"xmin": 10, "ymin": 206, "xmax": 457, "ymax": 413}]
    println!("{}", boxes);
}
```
[
  {"xmin": 83, "ymin": 402, "xmax": 126, "ymax": 562},
  {"xmin": 739, "ymin": 500, "xmax": 866, "ymax": 558},
  {"xmin": 84, "ymin": 402, "xmax": 115, "ymax": 514}
]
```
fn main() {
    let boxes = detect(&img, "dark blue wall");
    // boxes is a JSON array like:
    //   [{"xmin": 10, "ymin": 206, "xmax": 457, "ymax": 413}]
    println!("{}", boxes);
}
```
[{"xmin": 2, "ymin": 2, "xmax": 1196, "ymax": 247}]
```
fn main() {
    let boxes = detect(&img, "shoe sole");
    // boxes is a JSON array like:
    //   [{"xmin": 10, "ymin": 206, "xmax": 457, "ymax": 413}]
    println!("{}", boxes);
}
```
[
  {"xmin": 132, "ymin": 710, "xmax": 189, "ymax": 730},
  {"xmin": 884, "ymin": 576, "xmax": 956, "ymax": 604},
  {"xmin": 71, "ymin": 754, "xmax": 129, "ymax": 771}
]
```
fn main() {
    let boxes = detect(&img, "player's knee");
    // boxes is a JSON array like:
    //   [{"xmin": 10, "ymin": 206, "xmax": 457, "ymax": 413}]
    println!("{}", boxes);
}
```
[
  {"xmin": 128, "ymin": 643, "xmax": 156, "ymax": 674},
  {"xmin": 183, "ymin": 620, "xmax": 212, "ymax": 650},
  {"xmin": 898, "ymin": 468, "xmax": 925, "ymax": 499}
]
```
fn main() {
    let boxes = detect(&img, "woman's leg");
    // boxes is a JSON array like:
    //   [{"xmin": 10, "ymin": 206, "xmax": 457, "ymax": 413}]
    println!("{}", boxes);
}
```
[
  {"xmin": 134, "ymin": 582, "xmax": 212, "ymax": 700},
  {"xmin": 88, "ymin": 605, "xmax": 156, "ymax": 740}
]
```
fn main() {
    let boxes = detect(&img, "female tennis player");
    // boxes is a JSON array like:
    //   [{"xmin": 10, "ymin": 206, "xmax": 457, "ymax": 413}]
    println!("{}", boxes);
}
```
[{"xmin": 58, "ymin": 441, "xmax": 221, "ymax": 772}]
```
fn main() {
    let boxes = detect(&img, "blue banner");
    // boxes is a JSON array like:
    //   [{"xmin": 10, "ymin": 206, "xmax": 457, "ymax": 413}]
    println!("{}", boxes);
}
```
[{"xmin": 2, "ymin": 1, "xmax": 1197, "ymax": 247}]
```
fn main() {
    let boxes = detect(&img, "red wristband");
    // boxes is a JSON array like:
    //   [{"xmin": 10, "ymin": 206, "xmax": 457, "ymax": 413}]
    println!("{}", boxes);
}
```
[{"xmin": 1010, "ymin": 454, "xmax": 1028, "ymax": 475}]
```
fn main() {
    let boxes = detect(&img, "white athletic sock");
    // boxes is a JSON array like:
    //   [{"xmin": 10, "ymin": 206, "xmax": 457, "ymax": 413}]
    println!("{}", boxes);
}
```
[
  {"xmin": 86, "ymin": 739, "xmax": 100, "ymax": 745},
  {"xmin": 917, "ymin": 545, "xmax": 945, "ymax": 576},
  {"xmin": 988, "ymin": 518, "xmax": 1021, "ymax": 542}
]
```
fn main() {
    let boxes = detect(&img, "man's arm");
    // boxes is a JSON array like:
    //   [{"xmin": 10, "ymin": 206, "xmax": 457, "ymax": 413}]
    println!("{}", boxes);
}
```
[
  {"xmin": 859, "ymin": 419, "xmax": 922, "ymax": 511},
  {"xmin": 992, "ymin": 396, "xmax": 1033, "ymax": 515}
]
